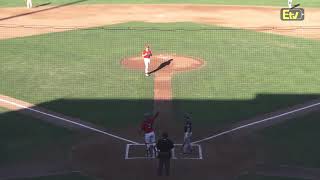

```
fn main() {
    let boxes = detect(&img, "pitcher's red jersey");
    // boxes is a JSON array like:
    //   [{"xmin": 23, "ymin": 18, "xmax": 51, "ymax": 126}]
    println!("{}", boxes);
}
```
[{"xmin": 143, "ymin": 50, "xmax": 152, "ymax": 58}]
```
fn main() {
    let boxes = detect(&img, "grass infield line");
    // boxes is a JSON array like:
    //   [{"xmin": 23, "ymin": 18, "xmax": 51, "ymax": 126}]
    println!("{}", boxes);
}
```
[
  {"xmin": 192, "ymin": 101, "xmax": 320, "ymax": 144},
  {"xmin": 0, "ymin": 98, "xmax": 139, "ymax": 144}
]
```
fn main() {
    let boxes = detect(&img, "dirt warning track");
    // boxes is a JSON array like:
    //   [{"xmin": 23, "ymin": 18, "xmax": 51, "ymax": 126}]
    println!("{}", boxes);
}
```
[{"xmin": 0, "ymin": 4, "xmax": 320, "ymax": 40}]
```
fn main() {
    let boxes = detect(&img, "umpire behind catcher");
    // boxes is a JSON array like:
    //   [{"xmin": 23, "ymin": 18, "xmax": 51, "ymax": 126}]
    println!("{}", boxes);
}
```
[{"xmin": 156, "ymin": 132, "xmax": 174, "ymax": 176}]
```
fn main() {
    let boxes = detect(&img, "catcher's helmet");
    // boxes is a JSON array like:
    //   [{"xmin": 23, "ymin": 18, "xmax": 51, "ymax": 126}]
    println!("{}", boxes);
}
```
[{"xmin": 184, "ymin": 113, "xmax": 192, "ymax": 120}]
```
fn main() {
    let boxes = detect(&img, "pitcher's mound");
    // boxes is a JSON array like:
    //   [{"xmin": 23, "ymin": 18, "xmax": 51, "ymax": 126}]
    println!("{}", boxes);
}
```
[{"xmin": 122, "ymin": 54, "xmax": 204, "ymax": 73}]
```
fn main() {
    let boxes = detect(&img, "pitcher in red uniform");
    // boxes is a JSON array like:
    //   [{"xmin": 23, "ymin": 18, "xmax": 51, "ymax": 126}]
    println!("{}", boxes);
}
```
[
  {"xmin": 140, "ymin": 111, "xmax": 159, "ymax": 157},
  {"xmin": 142, "ymin": 45, "xmax": 153, "ymax": 76}
]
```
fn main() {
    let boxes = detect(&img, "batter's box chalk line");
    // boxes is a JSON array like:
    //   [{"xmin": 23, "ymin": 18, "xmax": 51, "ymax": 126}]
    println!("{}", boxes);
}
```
[{"xmin": 125, "ymin": 143, "xmax": 203, "ymax": 160}]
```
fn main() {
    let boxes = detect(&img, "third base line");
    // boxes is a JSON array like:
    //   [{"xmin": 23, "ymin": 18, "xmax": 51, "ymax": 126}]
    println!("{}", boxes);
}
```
[{"xmin": 0, "ymin": 98, "xmax": 139, "ymax": 144}]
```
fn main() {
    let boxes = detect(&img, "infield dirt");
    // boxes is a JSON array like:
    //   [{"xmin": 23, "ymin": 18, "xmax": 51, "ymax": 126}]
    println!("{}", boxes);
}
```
[{"xmin": 0, "ymin": 4, "xmax": 320, "ymax": 40}]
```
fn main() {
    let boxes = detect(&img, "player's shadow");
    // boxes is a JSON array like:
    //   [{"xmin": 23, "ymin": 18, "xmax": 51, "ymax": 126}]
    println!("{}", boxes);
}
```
[
  {"xmin": 0, "ymin": 0, "xmax": 87, "ymax": 21},
  {"xmin": 148, "ymin": 59, "xmax": 173, "ymax": 75}
]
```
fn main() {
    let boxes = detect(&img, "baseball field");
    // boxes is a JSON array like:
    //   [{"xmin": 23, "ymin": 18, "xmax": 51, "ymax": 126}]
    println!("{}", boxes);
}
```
[{"xmin": 1, "ymin": 0, "xmax": 320, "ymax": 179}]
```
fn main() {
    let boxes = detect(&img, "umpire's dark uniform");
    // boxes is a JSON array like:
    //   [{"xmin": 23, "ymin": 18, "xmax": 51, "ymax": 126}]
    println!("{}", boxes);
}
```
[{"xmin": 156, "ymin": 132, "xmax": 174, "ymax": 176}]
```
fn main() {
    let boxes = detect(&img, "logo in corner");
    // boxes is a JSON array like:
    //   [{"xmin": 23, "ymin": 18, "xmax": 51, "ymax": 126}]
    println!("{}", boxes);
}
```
[{"xmin": 281, "ymin": 0, "xmax": 304, "ymax": 21}]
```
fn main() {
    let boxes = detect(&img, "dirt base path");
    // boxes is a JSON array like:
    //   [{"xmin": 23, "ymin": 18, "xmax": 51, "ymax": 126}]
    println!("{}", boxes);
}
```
[{"xmin": 0, "ymin": 4, "xmax": 320, "ymax": 40}]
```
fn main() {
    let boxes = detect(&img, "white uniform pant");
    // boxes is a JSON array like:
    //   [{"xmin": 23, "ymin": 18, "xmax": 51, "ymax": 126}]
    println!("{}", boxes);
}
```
[
  {"xmin": 183, "ymin": 132, "xmax": 192, "ymax": 153},
  {"xmin": 27, "ymin": 0, "xmax": 33, "ymax": 8},
  {"xmin": 144, "ymin": 131, "xmax": 156, "ymax": 149},
  {"xmin": 144, "ymin": 58, "xmax": 150, "ymax": 74},
  {"xmin": 288, "ymin": 0, "xmax": 293, "ymax": 8}
]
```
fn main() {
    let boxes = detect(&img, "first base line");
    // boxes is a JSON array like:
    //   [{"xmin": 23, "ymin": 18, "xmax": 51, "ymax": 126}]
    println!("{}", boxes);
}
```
[{"xmin": 192, "ymin": 101, "xmax": 320, "ymax": 144}]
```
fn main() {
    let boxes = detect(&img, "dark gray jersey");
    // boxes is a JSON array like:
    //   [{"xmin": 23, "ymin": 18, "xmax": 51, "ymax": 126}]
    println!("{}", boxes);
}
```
[{"xmin": 184, "ymin": 121, "xmax": 192, "ymax": 133}]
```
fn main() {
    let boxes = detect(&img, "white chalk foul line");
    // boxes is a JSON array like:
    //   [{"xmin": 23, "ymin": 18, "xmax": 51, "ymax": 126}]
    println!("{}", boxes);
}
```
[
  {"xmin": 0, "ymin": 98, "xmax": 139, "ymax": 145},
  {"xmin": 192, "ymin": 101, "xmax": 320, "ymax": 144}
]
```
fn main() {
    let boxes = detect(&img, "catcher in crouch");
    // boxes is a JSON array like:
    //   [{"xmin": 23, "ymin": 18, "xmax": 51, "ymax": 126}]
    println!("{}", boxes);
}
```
[{"xmin": 140, "ymin": 111, "xmax": 159, "ymax": 157}]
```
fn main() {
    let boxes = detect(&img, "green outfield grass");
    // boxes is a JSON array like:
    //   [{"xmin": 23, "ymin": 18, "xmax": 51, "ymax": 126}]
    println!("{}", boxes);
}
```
[
  {"xmin": 237, "ymin": 174, "xmax": 306, "ymax": 180},
  {"xmin": 1, "ymin": 22, "xmax": 319, "ymax": 130},
  {"xmin": 0, "ymin": 107, "xmax": 74, "ymax": 165},
  {"xmin": 256, "ymin": 112, "xmax": 320, "ymax": 168},
  {"xmin": 0, "ymin": 0, "xmax": 319, "ymax": 7},
  {"xmin": 11, "ymin": 173, "xmax": 95, "ymax": 180}
]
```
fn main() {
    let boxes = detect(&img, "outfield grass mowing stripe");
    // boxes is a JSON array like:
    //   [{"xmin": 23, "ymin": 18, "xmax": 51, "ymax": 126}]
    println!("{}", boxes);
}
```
[{"xmin": 0, "ymin": 97, "xmax": 139, "ymax": 144}]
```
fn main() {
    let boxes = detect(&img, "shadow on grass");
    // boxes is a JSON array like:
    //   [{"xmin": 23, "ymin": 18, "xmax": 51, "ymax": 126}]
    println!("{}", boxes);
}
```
[
  {"xmin": 1, "ymin": 94, "xmax": 320, "ymax": 179},
  {"xmin": 0, "ymin": 0, "xmax": 87, "ymax": 21},
  {"xmin": 1, "ymin": 93, "xmax": 319, "ymax": 140}
]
